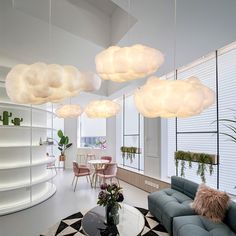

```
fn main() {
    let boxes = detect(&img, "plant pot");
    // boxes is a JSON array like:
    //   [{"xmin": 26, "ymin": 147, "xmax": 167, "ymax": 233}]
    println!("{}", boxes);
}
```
[
  {"xmin": 59, "ymin": 155, "xmax": 65, "ymax": 161},
  {"xmin": 105, "ymin": 203, "xmax": 119, "ymax": 225}
]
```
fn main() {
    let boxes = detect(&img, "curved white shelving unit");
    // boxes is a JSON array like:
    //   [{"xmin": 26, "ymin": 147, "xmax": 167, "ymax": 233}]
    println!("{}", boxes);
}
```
[
  {"xmin": 0, "ymin": 101, "xmax": 55, "ymax": 115},
  {"xmin": 0, "ymin": 171, "xmax": 57, "ymax": 191},
  {"xmin": 0, "ymin": 157, "xmax": 57, "ymax": 170},
  {"xmin": 0, "ymin": 125, "xmax": 57, "ymax": 131},
  {"xmin": 0, "ymin": 183, "xmax": 56, "ymax": 216},
  {"xmin": 0, "ymin": 144, "xmax": 55, "ymax": 148},
  {"xmin": 0, "ymin": 85, "xmax": 58, "ymax": 215}
]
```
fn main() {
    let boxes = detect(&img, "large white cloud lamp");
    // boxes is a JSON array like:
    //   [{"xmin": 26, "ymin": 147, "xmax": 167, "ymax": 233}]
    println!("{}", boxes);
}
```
[
  {"xmin": 85, "ymin": 100, "xmax": 121, "ymax": 118},
  {"xmin": 95, "ymin": 44, "xmax": 164, "ymax": 82},
  {"xmin": 134, "ymin": 76, "xmax": 215, "ymax": 118},
  {"xmin": 5, "ymin": 63, "xmax": 101, "ymax": 105},
  {"xmin": 56, "ymin": 104, "xmax": 83, "ymax": 118}
]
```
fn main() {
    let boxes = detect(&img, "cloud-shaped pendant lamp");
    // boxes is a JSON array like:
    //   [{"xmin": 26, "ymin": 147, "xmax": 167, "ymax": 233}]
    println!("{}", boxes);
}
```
[
  {"xmin": 95, "ymin": 44, "xmax": 164, "ymax": 82},
  {"xmin": 134, "ymin": 76, "xmax": 215, "ymax": 118},
  {"xmin": 85, "ymin": 100, "xmax": 121, "ymax": 118},
  {"xmin": 5, "ymin": 63, "xmax": 101, "ymax": 105},
  {"xmin": 56, "ymin": 104, "xmax": 83, "ymax": 118}
]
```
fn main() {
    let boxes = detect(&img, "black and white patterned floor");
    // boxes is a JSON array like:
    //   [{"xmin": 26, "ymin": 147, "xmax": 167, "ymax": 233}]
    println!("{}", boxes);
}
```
[{"xmin": 41, "ymin": 207, "xmax": 169, "ymax": 236}]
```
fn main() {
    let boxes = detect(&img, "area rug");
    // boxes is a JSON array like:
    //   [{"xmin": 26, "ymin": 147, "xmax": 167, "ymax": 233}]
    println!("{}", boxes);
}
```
[{"xmin": 41, "ymin": 207, "xmax": 169, "ymax": 236}]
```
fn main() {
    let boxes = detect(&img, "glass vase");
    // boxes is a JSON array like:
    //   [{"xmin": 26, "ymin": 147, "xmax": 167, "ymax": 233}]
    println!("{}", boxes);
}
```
[{"xmin": 105, "ymin": 203, "xmax": 119, "ymax": 225}]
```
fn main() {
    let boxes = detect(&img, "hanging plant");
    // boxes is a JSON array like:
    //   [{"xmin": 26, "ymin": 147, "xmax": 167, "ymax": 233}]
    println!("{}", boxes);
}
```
[
  {"xmin": 175, "ymin": 151, "xmax": 216, "ymax": 183},
  {"xmin": 120, "ymin": 146, "xmax": 140, "ymax": 163}
]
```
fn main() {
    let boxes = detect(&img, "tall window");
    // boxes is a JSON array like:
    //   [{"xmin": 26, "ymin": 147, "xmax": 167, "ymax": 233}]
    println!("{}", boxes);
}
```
[
  {"xmin": 167, "ymin": 42, "xmax": 236, "ymax": 195},
  {"xmin": 116, "ymin": 94, "xmax": 144, "ymax": 171},
  {"xmin": 77, "ymin": 113, "xmax": 106, "ymax": 149}
]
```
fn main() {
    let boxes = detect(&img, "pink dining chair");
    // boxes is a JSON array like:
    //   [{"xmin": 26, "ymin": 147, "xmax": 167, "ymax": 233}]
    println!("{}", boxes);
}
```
[
  {"xmin": 93, "ymin": 156, "xmax": 113, "ymax": 187},
  {"xmin": 72, "ymin": 161, "xmax": 92, "ymax": 191},
  {"xmin": 96, "ymin": 163, "xmax": 120, "ymax": 188}
]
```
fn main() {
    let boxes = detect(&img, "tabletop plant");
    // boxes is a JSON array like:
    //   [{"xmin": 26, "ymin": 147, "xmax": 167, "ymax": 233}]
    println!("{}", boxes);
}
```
[
  {"xmin": 97, "ymin": 183, "xmax": 124, "ymax": 225},
  {"xmin": 57, "ymin": 130, "xmax": 72, "ymax": 161}
]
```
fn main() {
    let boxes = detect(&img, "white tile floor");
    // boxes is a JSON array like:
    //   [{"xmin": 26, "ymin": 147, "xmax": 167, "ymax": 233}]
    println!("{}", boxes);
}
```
[{"xmin": 0, "ymin": 170, "xmax": 148, "ymax": 236}]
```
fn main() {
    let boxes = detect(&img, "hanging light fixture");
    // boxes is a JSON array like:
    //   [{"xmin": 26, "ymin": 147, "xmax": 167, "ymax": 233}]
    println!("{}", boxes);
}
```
[
  {"xmin": 95, "ymin": 44, "xmax": 164, "ymax": 82},
  {"xmin": 55, "ymin": 104, "xmax": 83, "ymax": 118},
  {"xmin": 134, "ymin": 0, "xmax": 215, "ymax": 118},
  {"xmin": 95, "ymin": 0, "xmax": 164, "ymax": 83},
  {"xmin": 134, "ymin": 76, "xmax": 215, "ymax": 118},
  {"xmin": 5, "ymin": 0, "xmax": 101, "ymax": 105},
  {"xmin": 78, "ymin": 71, "xmax": 101, "ymax": 92},
  {"xmin": 84, "ymin": 100, "xmax": 120, "ymax": 118}
]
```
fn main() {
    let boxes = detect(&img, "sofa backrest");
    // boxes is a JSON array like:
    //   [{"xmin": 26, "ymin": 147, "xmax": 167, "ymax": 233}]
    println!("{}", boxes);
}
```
[
  {"xmin": 171, "ymin": 176, "xmax": 199, "ymax": 199},
  {"xmin": 225, "ymin": 201, "xmax": 236, "ymax": 233}
]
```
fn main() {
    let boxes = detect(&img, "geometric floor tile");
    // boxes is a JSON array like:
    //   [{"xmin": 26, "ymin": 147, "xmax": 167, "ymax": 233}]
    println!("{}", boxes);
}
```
[{"xmin": 41, "ymin": 207, "xmax": 169, "ymax": 236}]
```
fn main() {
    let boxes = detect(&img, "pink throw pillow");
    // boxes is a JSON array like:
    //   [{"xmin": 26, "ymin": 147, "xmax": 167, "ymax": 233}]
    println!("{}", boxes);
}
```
[{"xmin": 191, "ymin": 184, "xmax": 230, "ymax": 222}]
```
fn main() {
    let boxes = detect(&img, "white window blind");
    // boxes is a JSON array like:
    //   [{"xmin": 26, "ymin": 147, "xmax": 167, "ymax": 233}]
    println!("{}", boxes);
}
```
[
  {"xmin": 218, "ymin": 44, "xmax": 236, "ymax": 195},
  {"xmin": 167, "ymin": 42, "xmax": 236, "ymax": 195}
]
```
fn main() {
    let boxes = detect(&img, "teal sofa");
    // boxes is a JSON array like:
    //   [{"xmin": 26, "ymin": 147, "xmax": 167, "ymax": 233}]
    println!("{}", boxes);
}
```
[{"xmin": 148, "ymin": 176, "xmax": 236, "ymax": 236}]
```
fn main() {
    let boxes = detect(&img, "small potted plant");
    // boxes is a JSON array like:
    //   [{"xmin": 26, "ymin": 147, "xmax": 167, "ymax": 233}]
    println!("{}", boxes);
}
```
[
  {"xmin": 97, "ymin": 183, "xmax": 124, "ymax": 225},
  {"xmin": 57, "ymin": 130, "xmax": 72, "ymax": 162}
]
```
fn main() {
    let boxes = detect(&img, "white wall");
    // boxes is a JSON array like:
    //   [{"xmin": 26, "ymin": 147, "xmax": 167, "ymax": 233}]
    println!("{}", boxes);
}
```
[
  {"xmin": 64, "ymin": 118, "xmax": 77, "ymax": 169},
  {"xmin": 108, "ymin": 0, "xmax": 236, "ymax": 95}
]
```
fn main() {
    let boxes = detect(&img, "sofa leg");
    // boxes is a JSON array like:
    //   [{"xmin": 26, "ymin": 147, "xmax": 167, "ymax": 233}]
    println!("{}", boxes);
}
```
[{"xmin": 74, "ymin": 177, "xmax": 78, "ymax": 192}]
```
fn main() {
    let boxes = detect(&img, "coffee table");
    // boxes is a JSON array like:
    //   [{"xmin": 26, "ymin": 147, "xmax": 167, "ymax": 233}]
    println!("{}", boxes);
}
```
[{"xmin": 82, "ymin": 203, "xmax": 145, "ymax": 236}]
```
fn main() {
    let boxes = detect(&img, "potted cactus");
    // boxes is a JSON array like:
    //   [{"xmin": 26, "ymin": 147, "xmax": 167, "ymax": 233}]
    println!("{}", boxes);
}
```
[
  {"xmin": 0, "ymin": 111, "xmax": 12, "ymax": 125},
  {"xmin": 11, "ymin": 117, "xmax": 23, "ymax": 126}
]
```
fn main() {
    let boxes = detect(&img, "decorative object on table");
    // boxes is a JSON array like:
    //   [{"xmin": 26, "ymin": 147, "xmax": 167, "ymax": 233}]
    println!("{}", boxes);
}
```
[
  {"xmin": 95, "ymin": 44, "xmax": 164, "ymax": 82},
  {"xmin": 11, "ymin": 117, "xmax": 23, "ymax": 126},
  {"xmin": 134, "ymin": 76, "xmax": 215, "ymax": 118},
  {"xmin": 40, "ymin": 207, "xmax": 168, "ymax": 236},
  {"xmin": 84, "ymin": 100, "xmax": 121, "ymax": 118},
  {"xmin": 57, "ymin": 130, "xmax": 72, "ymax": 162},
  {"xmin": 0, "ymin": 111, "xmax": 12, "ymax": 125},
  {"xmin": 120, "ymin": 146, "xmax": 141, "ymax": 163},
  {"xmin": 39, "ymin": 137, "xmax": 43, "ymax": 146},
  {"xmin": 175, "ymin": 151, "xmax": 217, "ymax": 183},
  {"xmin": 97, "ymin": 183, "xmax": 124, "ymax": 225},
  {"xmin": 96, "ymin": 137, "xmax": 107, "ymax": 149},
  {"xmin": 191, "ymin": 184, "xmax": 230, "ymax": 222},
  {"xmin": 5, "ymin": 63, "xmax": 101, "ymax": 105},
  {"xmin": 55, "ymin": 104, "xmax": 83, "ymax": 118}
]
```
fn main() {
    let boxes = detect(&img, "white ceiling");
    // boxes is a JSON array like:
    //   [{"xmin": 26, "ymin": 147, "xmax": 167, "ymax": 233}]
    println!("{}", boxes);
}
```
[
  {"xmin": 69, "ymin": 0, "xmax": 117, "ymax": 16},
  {"xmin": 0, "ymin": 0, "xmax": 236, "ymax": 98}
]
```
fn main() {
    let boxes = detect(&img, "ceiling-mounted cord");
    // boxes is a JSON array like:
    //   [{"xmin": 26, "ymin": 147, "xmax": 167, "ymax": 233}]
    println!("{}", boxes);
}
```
[{"xmin": 173, "ymin": 0, "xmax": 177, "ymax": 80}]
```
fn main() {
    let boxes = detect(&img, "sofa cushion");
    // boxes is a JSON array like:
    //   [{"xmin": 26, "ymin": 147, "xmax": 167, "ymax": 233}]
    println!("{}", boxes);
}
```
[
  {"xmin": 171, "ymin": 176, "xmax": 199, "ymax": 199},
  {"xmin": 225, "ymin": 201, "xmax": 236, "ymax": 232},
  {"xmin": 148, "ymin": 188, "xmax": 195, "ymax": 234},
  {"xmin": 173, "ymin": 215, "xmax": 236, "ymax": 236},
  {"xmin": 192, "ymin": 184, "xmax": 230, "ymax": 222}
]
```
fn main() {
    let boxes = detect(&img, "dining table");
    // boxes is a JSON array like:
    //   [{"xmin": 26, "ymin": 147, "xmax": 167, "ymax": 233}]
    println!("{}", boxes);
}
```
[{"xmin": 88, "ymin": 159, "xmax": 109, "ymax": 188}]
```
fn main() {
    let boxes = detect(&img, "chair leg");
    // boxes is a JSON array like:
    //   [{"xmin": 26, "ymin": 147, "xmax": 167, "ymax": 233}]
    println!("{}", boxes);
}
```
[
  {"xmin": 116, "ymin": 177, "xmax": 120, "ymax": 187},
  {"xmin": 72, "ymin": 175, "xmax": 75, "ymax": 186},
  {"xmin": 74, "ymin": 177, "xmax": 78, "ymax": 192},
  {"xmin": 89, "ymin": 175, "xmax": 92, "ymax": 188},
  {"xmin": 86, "ymin": 175, "xmax": 89, "ymax": 183},
  {"xmin": 94, "ymin": 174, "xmax": 98, "ymax": 188},
  {"xmin": 110, "ymin": 178, "xmax": 112, "ymax": 184}
]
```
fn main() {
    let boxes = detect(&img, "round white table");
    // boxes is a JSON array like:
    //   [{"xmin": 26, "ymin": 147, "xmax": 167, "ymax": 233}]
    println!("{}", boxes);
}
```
[
  {"xmin": 88, "ymin": 159, "xmax": 109, "ymax": 188},
  {"xmin": 82, "ymin": 203, "xmax": 145, "ymax": 236}
]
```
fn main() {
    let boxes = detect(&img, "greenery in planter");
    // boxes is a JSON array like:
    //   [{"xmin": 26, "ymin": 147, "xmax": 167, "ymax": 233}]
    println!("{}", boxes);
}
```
[
  {"xmin": 57, "ymin": 130, "xmax": 72, "ymax": 159},
  {"xmin": 120, "ymin": 146, "xmax": 140, "ymax": 163},
  {"xmin": 175, "ymin": 151, "xmax": 215, "ymax": 183}
]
